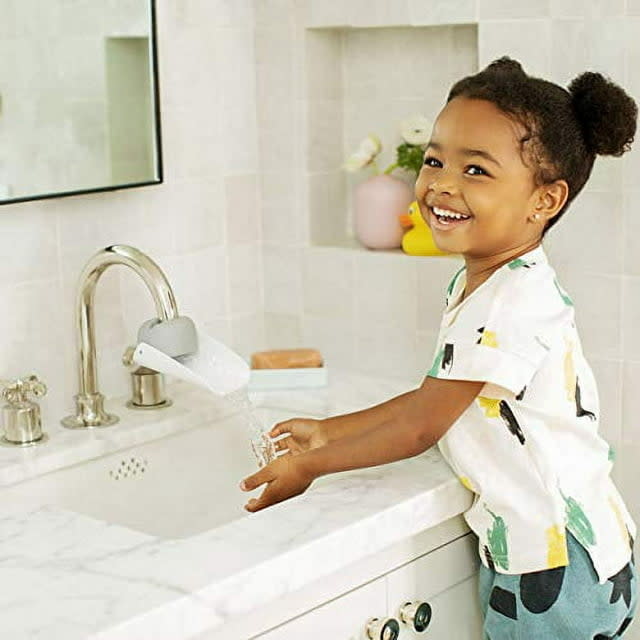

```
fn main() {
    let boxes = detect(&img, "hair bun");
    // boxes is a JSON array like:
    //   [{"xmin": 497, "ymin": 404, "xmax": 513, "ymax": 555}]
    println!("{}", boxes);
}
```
[
  {"xmin": 485, "ymin": 56, "xmax": 526, "ymax": 76},
  {"xmin": 568, "ymin": 71, "xmax": 637, "ymax": 156}
]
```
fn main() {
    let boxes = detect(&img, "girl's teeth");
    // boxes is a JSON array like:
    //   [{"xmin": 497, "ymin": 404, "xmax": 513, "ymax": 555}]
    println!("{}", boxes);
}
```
[{"xmin": 433, "ymin": 207, "xmax": 470, "ymax": 221}]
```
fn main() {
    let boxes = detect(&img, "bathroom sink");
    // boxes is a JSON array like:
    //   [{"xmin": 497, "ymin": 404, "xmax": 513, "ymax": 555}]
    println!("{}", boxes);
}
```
[{"xmin": 1, "ymin": 407, "xmax": 310, "ymax": 539}]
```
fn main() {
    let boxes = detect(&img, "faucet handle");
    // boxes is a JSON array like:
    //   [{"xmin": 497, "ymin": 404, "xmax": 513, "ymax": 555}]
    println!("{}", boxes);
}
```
[
  {"xmin": 1, "ymin": 375, "xmax": 47, "ymax": 405},
  {"xmin": 0, "ymin": 375, "xmax": 48, "ymax": 447}
]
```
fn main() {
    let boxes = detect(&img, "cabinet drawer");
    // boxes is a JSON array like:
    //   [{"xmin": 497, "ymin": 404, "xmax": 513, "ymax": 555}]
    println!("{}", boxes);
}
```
[{"xmin": 255, "ymin": 575, "xmax": 387, "ymax": 640}]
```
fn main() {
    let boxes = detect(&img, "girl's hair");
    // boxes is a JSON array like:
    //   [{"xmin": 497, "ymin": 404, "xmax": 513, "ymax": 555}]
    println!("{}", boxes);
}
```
[{"xmin": 446, "ymin": 57, "xmax": 637, "ymax": 235}]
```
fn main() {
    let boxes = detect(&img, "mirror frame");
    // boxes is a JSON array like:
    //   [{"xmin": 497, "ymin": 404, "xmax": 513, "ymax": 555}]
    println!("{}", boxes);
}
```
[{"xmin": 1, "ymin": 0, "xmax": 163, "ymax": 207}]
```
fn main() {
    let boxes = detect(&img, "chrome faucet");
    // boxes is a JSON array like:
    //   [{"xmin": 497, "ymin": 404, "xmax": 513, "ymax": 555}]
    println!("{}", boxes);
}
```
[{"xmin": 62, "ymin": 245, "xmax": 196, "ymax": 429}]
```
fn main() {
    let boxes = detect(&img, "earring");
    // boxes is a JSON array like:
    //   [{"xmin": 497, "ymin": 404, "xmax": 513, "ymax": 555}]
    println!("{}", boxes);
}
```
[{"xmin": 532, "ymin": 213, "xmax": 541, "ymax": 221}]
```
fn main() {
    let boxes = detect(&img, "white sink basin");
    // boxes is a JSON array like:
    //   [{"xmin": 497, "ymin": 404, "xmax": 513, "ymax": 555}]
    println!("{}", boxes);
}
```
[{"xmin": 1, "ymin": 407, "xmax": 310, "ymax": 539}]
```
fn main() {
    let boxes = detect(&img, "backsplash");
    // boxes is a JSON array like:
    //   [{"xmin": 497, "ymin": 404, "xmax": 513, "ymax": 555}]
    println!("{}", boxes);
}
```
[{"xmin": 0, "ymin": 0, "xmax": 638, "ymax": 527}]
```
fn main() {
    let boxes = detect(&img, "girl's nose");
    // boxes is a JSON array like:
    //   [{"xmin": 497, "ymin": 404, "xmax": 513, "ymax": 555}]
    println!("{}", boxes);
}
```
[{"xmin": 428, "ymin": 176, "xmax": 456, "ymax": 195}]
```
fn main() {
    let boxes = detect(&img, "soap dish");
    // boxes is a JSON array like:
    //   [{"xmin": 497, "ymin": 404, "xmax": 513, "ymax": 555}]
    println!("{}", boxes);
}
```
[{"xmin": 248, "ymin": 367, "xmax": 328, "ymax": 391}]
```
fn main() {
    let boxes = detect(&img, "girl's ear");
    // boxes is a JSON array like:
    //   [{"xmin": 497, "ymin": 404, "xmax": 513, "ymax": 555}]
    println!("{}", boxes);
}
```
[{"xmin": 533, "ymin": 179, "xmax": 569, "ymax": 223}]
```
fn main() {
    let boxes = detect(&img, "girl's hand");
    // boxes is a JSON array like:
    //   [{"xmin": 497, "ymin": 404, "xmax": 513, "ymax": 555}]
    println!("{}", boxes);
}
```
[
  {"xmin": 269, "ymin": 417, "xmax": 329, "ymax": 456},
  {"xmin": 240, "ymin": 454, "xmax": 314, "ymax": 512}
]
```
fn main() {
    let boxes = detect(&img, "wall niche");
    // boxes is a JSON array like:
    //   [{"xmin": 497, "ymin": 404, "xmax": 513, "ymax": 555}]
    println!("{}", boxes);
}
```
[{"xmin": 305, "ymin": 24, "xmax": 478, "ymax": 249}]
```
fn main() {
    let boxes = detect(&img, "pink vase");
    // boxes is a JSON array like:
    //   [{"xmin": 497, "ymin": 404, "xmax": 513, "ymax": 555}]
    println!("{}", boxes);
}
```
[{"xmin": 353, "ymin": 175, "xmax": 414, "ymax": 249}]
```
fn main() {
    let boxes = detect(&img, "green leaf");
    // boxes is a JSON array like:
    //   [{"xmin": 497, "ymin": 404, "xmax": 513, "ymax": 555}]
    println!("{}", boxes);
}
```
[{"xmin": 395, "ymin": 142, "xmax": 424, "ymax": 177}]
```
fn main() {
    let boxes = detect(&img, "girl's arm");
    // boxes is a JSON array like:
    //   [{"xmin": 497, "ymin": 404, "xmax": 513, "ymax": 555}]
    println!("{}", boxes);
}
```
[
  {"xmin": 322, "ymin": 389, "xmax": 417, "ymax": 443},
  {"xmin": 302, "ymin": 376, "xmax": 484, "ymax": 477},
  {"xmin": 241, "ymin": 376, "xmax": 485, "ymax": 512}
]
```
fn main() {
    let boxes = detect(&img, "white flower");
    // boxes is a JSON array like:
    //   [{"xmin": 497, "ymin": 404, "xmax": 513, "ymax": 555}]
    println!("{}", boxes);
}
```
[
  {"xmin": 343, "ymin": 134, "xmax": 382, "ymax": 171},
  {"xmin": 399, "ymin": 115, "xmax": 432, "ymax": 146}
]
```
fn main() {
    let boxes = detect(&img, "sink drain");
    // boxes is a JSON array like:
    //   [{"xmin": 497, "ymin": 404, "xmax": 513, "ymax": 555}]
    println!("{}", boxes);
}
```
[{"xmin": 109, "ymin": 456, "xmax": 148, "ymax": 480}]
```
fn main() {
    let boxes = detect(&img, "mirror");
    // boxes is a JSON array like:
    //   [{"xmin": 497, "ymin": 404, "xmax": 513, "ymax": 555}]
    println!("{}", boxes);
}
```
[{"xmin": 0, "ymin": 0, "xmax": 162, "ymax": 205}]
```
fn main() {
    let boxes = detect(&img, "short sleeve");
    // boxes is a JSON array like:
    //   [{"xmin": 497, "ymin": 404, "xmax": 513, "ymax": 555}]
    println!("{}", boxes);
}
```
[{"xmin": 428, "ymin": 265, "xmax": 572, "ymax": 396}]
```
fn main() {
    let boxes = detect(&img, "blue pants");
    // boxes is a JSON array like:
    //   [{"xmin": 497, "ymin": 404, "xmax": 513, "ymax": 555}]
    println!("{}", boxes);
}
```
[{"xmin": 479, "ymin": 531, "xmax": 638, "ymax": 639}]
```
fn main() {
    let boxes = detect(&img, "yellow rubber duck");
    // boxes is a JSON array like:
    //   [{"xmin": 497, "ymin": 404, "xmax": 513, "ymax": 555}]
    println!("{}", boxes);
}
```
[{"xmin": 399, "ymin": 200, "xmax": 448, "ymax": 256}]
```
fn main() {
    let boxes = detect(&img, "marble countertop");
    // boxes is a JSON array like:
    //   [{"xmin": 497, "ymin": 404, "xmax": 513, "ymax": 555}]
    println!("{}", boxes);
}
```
[{"xmin": 0, "ymin": 370, "xmax": 472, "ymax": 640}]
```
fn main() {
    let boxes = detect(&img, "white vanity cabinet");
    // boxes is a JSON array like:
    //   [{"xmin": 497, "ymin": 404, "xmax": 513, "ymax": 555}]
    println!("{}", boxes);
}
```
[{"xmin": 245, "ymin": 519, "xmax": 483, "ymax": 640}]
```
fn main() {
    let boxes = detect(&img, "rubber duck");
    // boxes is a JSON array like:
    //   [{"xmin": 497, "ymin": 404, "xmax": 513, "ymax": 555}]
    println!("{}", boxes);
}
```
[{"xmin": 399, "ymin": 200, "xmax": 448, "ymax": 256}]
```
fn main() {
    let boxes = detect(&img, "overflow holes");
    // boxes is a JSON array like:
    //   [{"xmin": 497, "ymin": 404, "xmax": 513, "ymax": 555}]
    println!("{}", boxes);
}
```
[{"xmin": 109, "ymin": 456, "xmax": 148, "ymax": 480}]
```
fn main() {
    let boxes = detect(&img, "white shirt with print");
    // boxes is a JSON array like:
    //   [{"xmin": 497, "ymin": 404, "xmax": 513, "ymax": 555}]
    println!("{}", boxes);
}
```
[{"xmin": 430, "ymin": 245, "xmax": 636, "ymax": 583}]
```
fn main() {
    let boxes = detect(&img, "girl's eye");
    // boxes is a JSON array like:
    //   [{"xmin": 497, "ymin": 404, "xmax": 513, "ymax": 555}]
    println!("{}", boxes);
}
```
[{"xmin": 424, "ymin": 156, "xmax": 489, "ymax": 176}]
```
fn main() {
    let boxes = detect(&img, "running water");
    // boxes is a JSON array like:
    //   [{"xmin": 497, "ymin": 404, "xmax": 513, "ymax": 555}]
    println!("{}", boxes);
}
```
[{"xmin": 226, "ymin": 387, "xmax": 277, "ymax": 468}]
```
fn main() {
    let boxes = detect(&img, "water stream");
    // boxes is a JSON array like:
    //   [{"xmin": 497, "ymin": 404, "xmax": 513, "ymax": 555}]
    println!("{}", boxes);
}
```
[{"xmin": 226, "ymin": 387, "xmax": 277, "ymax": 468}]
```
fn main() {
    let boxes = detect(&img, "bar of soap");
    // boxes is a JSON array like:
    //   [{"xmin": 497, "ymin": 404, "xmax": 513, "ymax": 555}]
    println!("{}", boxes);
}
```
[{"xmin": 250, "ymin": 348, "xmax": 323, "ymax": 370}]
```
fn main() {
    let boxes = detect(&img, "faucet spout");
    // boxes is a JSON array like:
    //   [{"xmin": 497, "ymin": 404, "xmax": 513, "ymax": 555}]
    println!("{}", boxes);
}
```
[{"xmin": 62, "ymin": 245, "xmax": 181, "ymax": 429}]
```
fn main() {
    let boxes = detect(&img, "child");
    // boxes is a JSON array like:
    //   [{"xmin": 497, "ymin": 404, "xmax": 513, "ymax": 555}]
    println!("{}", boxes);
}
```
[{"xmin": 240, "ymin": 57, "xmax": 638, "ymax": 638}]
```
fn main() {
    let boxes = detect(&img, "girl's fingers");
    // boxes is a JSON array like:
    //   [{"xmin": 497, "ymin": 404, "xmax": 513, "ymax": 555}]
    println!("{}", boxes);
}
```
[
  {"xmin": 269, "ymin": 423, "xmax": 288, "ymax": 437},
  {"xmin": 274, "ymin": 437, "xmax": 289, "ymax": 452}
]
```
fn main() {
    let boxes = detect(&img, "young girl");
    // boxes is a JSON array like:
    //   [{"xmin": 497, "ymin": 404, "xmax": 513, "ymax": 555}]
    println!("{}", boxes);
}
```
[{"xmin": 240, "ymin": 57, "xmax": 638, "ymax": 638}]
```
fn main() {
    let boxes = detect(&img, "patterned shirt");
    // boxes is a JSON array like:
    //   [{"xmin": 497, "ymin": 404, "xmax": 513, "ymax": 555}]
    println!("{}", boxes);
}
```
[{"xmin": 429, "ymin": 245, "xmax": 636, "ymax": 583}]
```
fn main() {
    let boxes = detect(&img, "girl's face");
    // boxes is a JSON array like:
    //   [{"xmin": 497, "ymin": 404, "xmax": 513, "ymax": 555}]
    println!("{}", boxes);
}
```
[{"xmin": 415, "ymin": 97, "xmax": 547, "ymax": 259}]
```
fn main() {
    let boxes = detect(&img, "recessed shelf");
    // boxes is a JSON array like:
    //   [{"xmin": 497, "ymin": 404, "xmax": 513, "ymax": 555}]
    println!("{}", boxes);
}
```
[{"xmin": 304, "ymin": 23, "xmax": 478, "ymax": 250}]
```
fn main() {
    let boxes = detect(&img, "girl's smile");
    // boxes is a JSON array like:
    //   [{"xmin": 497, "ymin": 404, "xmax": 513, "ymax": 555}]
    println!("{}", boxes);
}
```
[{"xmin": 429, "ymin": 205, "xmax": 473, "ymax": 230}]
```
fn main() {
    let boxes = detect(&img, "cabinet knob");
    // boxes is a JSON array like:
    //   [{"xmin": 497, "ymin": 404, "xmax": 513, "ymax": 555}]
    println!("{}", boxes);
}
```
[
  {"xmin": 365, "ymin": 616, "xmax": 400, "ymax": 640},
  {"xmin": 399, "ymin": 601, "xmax": 432, "ymax": 632}
]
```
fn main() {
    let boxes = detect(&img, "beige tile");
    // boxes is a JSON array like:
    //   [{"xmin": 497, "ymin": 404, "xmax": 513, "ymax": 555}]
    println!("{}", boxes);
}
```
[
  {"xmin": 228, "ymin": 245, "xmax": 264, "ymax": 316},
  {"xmin": 231, "ymin": 312, "xmax": 266, "ymax": 360},
  {"xmin": 0, "ymin": 210, "xmax": 58, "ymax": 286},
  {"xmin": 263, "ymin": 245, "xmax": 303, "ymax": 315},
  {"xmin": 354, "ymin": 323, "xmax": 424, "ymax": 382},
  {"xmin": 623, "ymin": 277, "xmax": 640, "ymax": 360},
  {"xmin": 303, "ymin": 0, "xmax": 353, "ymax": 27},
  {"xmin": 158, "ymin": 248, "xmax": 229, "ymax": 325},
  {"xmin": 309, "ymin": 172, "xmax": 349, "ymax": 246},
  {"xmin": 304, "ymin": 30, "xmax": 343, "ymax": 100},
  {"xmin": 264, "ymin": 312, "xmax": 303, "ymax": 348},
  {"xmin": 255, "ymin": 27, "xmax": 296, "ymax": 129},
  {"xmin": 409, "ymin": 0, "xmax": 477, "ymax": 24},
  {"xmin": 303, "ymin": 248, "xmax": 355, "ymax": 318},
  {"xmin": 622, "ymin": 361, "xmax": 640, "ymax": 443},
  {"xmin": 255, "ymin": 0, "xmax": 297, "ymax": 27},
  {"xmin": 611, "ymin": 441, "xmax": 640, "ymax": 535},
  {"xmin": 550, "ymin": 0, "xmax": 624, "ymax": 17},
  {"xmin": 354, "ymin": 251, "xmax": 418, "ymax": 331},
  {"xmin": 261, "ymin": 199, "xmax": 300, "ymax": 246},
  {"xmin": 623, "ymin": 190, "xmax": 640, "ymax": 276},
  {"xmin": 349, "ymin": 0, "xmax": 411, "ymax": 26},
  {"xmin": 478, "ymin": 0, "xmax": 550, "ymax": 19},
  {"xmin": 625, "ymin": 19, "xmax": 640, "ymax": 116},
  {"xmin": 225, "ymin": 174, "xmax": 261, "ymax": 245},
  {"xmin": 302, "ymin": 313, "xmax": 357, "ymax": 370},
  {"xmin": 544, "ymin": 190, "xmax": 623, "ymax": 276},
  {"xmin": 416, "ymin": 330, "xmax": 441, "ymax": 377},
  {"xmin": 479, "ymin": 20, "xmax": 551, "ymax": 78},
  {"xmin": 586, "ymin": 156, "xmax": 623, "ymax": 194},
  {"xmin": 416, "ymin": 256, "xmax": 464, "ymax": 332},
  {"xmin": 590, "ymin": 358, "xmax": 623, "ymax": 445},
  {"xmin": 561, "ymin": 271, "xmax": 622, "ymax": 360},
  {"xmin": 307, "ymin": 100, "xmax": 344, "ymax": 172},
  {"xmin": 623, "ymin": 144, "xmax": 640, "ymax": 192}
]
